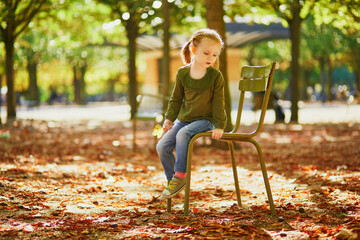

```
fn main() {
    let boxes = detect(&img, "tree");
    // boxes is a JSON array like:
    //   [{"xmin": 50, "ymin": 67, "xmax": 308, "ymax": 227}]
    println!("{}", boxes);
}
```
[
  {"xmin": 346, "ymin": 33, "xmax": 360, "ymax": 95},
  {"xmin": 99, "ymin": 0, "xmax": 161, "ymax": 120},
  {"xmin": 17, "ymin": 26, "xmax": 49, "ymax": 106},
  {"xmin": 302, "ymin": 16, "xmax": 338, "ymax": 102},
  {"xmin": 42, "ymin": 0, "xmax": 113, "ymax": 105},
  {"xmin": 0, "ymin": 44, "xmax": 4, "ymax": 124},
  {"xmin": 161, "ymin": 0, "xmax": 170, "ymax": 113},
  {"xmin": 299, "ymin": 0, "xmax": 360, "ymax": 100},
  {"xmin": 205, "ymin": 0, "xmax": 233, "ymax": 131},
  {"xmin": 0, "ymin": 0, "xmax": 49, "ymax": 121},
  {"xmin": 327, "ymin": 0, "xmax": 360, "ymax": 95},
  {"xmin": 247, "ymin": 0, "xmax": 316, "ymax": 122}
]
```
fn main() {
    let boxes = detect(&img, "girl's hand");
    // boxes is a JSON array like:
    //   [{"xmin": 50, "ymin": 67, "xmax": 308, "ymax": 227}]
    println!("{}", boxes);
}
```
[
  {"xmin": 162, "ymin": 119, "xmax": 173, "ymax": 132},
  {"xmin": 208, "ymin": 128, "xmax": 224, "ymax": 140}
]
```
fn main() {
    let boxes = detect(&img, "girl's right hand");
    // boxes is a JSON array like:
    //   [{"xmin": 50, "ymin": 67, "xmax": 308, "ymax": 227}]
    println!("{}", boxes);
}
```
[{"xmin": 162, "ymin": 119, "xmax": 173, "ymax": 132}]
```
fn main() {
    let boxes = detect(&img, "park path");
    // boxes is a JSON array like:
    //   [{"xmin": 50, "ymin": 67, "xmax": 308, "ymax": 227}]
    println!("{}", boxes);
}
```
[{"xmin": 1, "ymin": 100, "xmax": 359, "ymax": 124}]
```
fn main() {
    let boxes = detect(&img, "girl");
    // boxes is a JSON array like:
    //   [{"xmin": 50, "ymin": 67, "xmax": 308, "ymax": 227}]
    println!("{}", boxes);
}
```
[{"xmin": 157, "ymin": 28, "xmax": 227, "ymax": 199}]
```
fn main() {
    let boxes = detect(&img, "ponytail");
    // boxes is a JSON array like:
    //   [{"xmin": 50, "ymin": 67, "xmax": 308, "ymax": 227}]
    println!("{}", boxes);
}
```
[
  {"xmin": 181, "ymin": 40, "xmax": 192, "ymax": 65},
  {"xmin": 213, "ymin": 58, "xmax": 220, "ymax": 69}
]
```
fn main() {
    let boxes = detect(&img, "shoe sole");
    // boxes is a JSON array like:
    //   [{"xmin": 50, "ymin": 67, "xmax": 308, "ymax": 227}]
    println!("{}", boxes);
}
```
[{"xmin": 160, "ymin": 183, "xmax": 186, "ymax": 200}]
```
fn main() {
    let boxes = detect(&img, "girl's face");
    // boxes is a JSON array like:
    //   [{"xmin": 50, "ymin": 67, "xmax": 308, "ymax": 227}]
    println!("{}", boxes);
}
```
[{"xmin": 193, "ymin": 38, "xmax": 222, "ymax": 69}]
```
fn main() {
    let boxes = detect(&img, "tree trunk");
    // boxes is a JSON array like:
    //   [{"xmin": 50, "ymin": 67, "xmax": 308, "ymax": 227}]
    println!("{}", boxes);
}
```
[
  {"xmin": 126, "ymin": 18, "xmax": 139, "ymax": 120},
  {"xmin": 247, "ymin": 46, "xmax": 256, "ymax": 65},
  {"xmin": 79, "ymin": 65, "xmax": 87, "ymax": 105},
  {"xmin": 27, "ymin": 59, "xmax": 40, "ymax": 105},
  {"xmin": 319, "ymin": 56, "xmax": 326, "ymax": 103},
  {"xmin": 288, "ymin": 3, "xmax": 301, "ymax": 123},
  {"xmin": 4, "ymin": 37, "xmax": 16, "ymax": 121},
  {"xmin": 73, "ymin": 66, "xmax": 80, "ymax": 104},
  {"xmin": 108, "ymin": 78, "xmax": 116, "ymax": 101},
  {"xmin": 73, "ymin": 65, "xmax": 87, "ymax": 105},
  {"xmin": 0, "ymin": 74, "xmax": 2, "ymax": 125},
  {"xmin": 355, "ymin": 68, "xmax": 360, "ymax": 97},
  {"xmin": 327, "ymin": 57, "xmax": 333, "ymax": 102},
  {"xmin": 353, "ymin": 49, "xmax": 360, "ymax": 96},
  {"xmin": 161, "ymin": 0, "xmax": 170, "ymax": 114},
  {"xmin": 205, "ymin": 0, "xmax": 233, "ymax": 131}
]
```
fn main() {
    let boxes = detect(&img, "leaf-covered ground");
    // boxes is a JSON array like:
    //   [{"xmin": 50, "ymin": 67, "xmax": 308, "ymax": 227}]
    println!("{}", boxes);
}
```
[{"xmin": 0, "ymin": 119, "xmax": 359, "ymax": 239}]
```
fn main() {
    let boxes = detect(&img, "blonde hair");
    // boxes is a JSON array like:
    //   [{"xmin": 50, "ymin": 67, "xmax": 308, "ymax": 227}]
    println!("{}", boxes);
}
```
[{"xmin": 181, "ymin": 28, "xmax": 224, "ymax": 68}]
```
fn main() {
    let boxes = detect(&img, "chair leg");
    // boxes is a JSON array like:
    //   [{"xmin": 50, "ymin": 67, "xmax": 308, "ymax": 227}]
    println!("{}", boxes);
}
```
[
  {"xmin": 166, "ymin": 180, "xmax": 171, "ymax": 212},
  {"xmin": 249, "ymin": 138, "xmax": 276, "ymax": 216},
  {"xmin": 228, "ymin": 141, "xmax": 242, "ymax": 207},
  {"xmin": 166, "ymin": 198, "xmax": 172, "ymax": 213},
  {"xmin": 184, "ymin": 159, "xmax": 192, "ymax": 216},
  {"xmin": 167, "ymin": 199, "xmax": 172, "ymax": 212},
  {"xmin": 184, "ymin": 137, "xmax": 196, "ymax": 216}
]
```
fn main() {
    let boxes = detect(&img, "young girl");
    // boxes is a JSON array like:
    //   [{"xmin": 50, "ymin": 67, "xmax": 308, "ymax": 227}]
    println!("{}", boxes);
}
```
[{"xmin": 156, "ymin": 28, "xmax": 227, "ymax": 199}]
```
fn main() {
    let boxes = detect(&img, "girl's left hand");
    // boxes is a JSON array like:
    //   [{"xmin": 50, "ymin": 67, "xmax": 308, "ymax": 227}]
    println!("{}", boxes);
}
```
[{"xmin": 208, "ymin": 128, "xmax": 224, "ymax": 139}]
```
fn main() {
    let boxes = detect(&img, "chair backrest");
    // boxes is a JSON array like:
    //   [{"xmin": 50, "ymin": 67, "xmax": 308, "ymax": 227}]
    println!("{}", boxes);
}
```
[{"xmin": 232, "ymin": 62, "xmax": 276, "ymax": 136}]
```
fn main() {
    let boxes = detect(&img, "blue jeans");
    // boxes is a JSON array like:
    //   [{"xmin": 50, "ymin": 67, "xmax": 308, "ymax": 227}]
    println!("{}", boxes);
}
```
[{"xmin": 156, "ymin": 119, "xmax": 215, "ymax": 180}]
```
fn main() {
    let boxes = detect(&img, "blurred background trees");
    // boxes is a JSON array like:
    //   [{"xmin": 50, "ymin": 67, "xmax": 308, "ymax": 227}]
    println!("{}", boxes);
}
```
[
  {"xmin": 0, "ymin": 0, "xmax": 50, "ymax": 121},
  {"xmin": 0, "ymin": 0, "xmax": 359, "ymax": 125}
]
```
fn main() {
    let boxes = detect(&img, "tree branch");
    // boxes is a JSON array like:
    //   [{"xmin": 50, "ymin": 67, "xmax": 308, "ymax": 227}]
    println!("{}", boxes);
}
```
[
  {"xmin": 114, "ymin": 8, "xmax": 126, "ymax": 27},
  {"xmin": 14, "ymin": 0, "xmax": 47, "ymax": 38},
  {"xmin": 12, "ymin": 0, "xmax": 21, "ymax": 12},
  {"xmin": 15, "ymin": 0, "xmax": 35, "ymax": 25},
  {"xmin": 272, "ymin": 0, "xmax": 291, "ymax": 22},
  {"xmin": 347, "ymin": 1, "xmax": 360, "ymax": 22}
]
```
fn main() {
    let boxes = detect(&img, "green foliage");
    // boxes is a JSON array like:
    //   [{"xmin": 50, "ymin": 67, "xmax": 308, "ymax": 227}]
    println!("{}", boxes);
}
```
[
  {"xmin": 2, "ymin": 0, "xmax": 360, "ymax": 104},
  {"xmin": 301, "ymin": 14, "xmax": 349, "ymax": 68},
  {"xmin": 241, "ymin": 39, "xmax": 291, "ymax": 93},
  {"xmin": 0, "ymin": 0, "xmax": 49, "ymax": 38},
  {"xmin": 12, "ymin": 0, "xmax": 128, "ymax": 101}
]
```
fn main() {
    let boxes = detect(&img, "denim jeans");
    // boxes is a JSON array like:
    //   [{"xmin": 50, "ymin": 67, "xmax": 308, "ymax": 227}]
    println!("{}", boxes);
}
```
[{"xmin": 156, "ymin": 119, "xmax": 215, "ymax": 180}]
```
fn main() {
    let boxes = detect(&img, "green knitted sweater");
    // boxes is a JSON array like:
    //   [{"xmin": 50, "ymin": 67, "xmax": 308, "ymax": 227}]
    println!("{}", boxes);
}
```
[{"xmin": 165, "ymin": 65, "xmax": 227, "ymax": 129}]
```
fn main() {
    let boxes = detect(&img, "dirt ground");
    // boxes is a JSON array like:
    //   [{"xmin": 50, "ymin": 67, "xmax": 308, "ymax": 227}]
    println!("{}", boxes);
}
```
[{"xmin": 0, "ymin": 119, "xmax": 359, "ymax": 239}]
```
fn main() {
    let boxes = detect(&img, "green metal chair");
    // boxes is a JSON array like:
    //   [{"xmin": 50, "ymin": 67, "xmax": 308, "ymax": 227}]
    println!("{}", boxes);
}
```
[{"xmin": 166, "ymin": 62, "xmax": 277, "ymax": 216}]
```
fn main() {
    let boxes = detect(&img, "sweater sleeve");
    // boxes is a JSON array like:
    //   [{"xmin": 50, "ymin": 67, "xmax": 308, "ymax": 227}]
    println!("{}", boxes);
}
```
[
  {"xmin": 165, "ymin": 70, "xmax": 184, "ymax": 122},
  {"xmin": 212, "ymin": 71, "xmax": 227, "ymax": 129}
]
